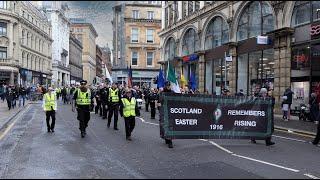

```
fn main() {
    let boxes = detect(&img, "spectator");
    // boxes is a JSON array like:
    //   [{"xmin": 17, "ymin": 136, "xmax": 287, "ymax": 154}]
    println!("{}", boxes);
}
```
[
  {"xmin": 235, "ymin": 89, "xmax": 245, "ymax": 96},
  {"xmin": 310, "ymin": 93, "xmax": 319, "ymax": 123},
  {"xmin": 281, "ymin": 95, "xmax": 289, "ymax": 121},
  {"xmin": 283, "ymin": 88, "xmax": 294, "ymax": 120}
]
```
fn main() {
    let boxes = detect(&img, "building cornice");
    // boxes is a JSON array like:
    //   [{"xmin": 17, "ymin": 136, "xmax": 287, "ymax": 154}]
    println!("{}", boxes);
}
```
[
  {"xmin": 19, "ymin": 17, "xmax": 52, "ymax": 41},
  {"xmin": 125, "ymin": 3, "xmax": 161, "ymax": 8},
  {"xmin": 124, "ymin": 18, "xmax": 161, "ymax": 24}
]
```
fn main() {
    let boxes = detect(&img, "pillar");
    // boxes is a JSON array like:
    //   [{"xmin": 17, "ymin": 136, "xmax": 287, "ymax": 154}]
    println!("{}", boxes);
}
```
[
  {"xmin": 10, "ymin": 71, "xmax": 14, "ymax": 85},
  {"xmin": 161, "ymin": 1, "xmax": 166, "ymax": 30},
  {"xmin": 228, "ymin": 46, "xmax": 237, "ymax": 95},
  {"xmin": 273, "ymin": 31, "xmax": 293, "ymax": 113},
  {"xmin": 200, "ymin": 1, "xmax": 205, "ymax": 9},
  {"xmin": 178, "ymin": 1, "xmax": 182, "ymax": 21},
  {"xmin": 198, "ymin": 55, "xmax": 205, "ymax": 93}
]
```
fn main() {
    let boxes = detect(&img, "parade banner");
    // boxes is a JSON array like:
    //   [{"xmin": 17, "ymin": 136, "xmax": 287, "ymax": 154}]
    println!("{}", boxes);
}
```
[{"xmin": 160, "ymin": 94, "xmax": 273, "ymax": 139}]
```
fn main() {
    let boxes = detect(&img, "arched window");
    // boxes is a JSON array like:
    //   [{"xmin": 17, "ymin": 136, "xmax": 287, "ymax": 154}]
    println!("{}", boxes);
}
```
[
  {"xmin": 31, "ymin": 35, "xmax": 34, "ymax": 49},
  {"xmin": 22, "ymin": 29, "xmax": 26, "ymax": 45},
  {"xmin": 291, "ymin": 1, "xmax": 320, "ymax": 27},
  {"xmin": 22, "ymin": 51, "xmax": 25, "ymax": 67},
  {"xmin": 38, "ymin": 58, "xmax": 41, "ymax": 71},
  {"xmin": 164, "ymin": 37, "xmax": 176, "ymax": 61},
  {"xmin": 182, "ymin": 28, "xmax": 200, "ymax": 56},
  {"xmin": 205, "ymin": 16, "xmax": 229, "ymax": 50},
  {"xmin": 35, "ymin": 37, "xmax": 38, "ymax": 50},
  {"xmin": 38, "ymin": 39, "xmax": 41, "ymax": 51},
  {"xmin": 27, "ymin": 53, "xmax": 30, "ymax": 69},
  {"xmin": 237, "ymin": 1, "xmax": 274, "ymax": 41},
  {"xmin": 42, "ymin": 59, "xmax": 44, "ymax": 72},
  {"xmin": 27, "ymin": 32, "xmax": 30, "ymax": 46}
]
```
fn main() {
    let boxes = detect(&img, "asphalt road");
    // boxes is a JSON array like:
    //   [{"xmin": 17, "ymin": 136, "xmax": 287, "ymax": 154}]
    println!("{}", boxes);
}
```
[{"xmin": 0, "ymin": 101, "xmax": 319, "ymax": 179}]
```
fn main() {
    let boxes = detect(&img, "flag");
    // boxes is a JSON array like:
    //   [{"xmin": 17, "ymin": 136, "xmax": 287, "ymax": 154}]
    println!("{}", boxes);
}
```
[
  {"xmin": 189, "ymin": 71, "xmax": 197, "ymax": 91},
  {"xmin": 128, "ymin": 65, "xmax": 132, "ymax": 88},
  {"xmin": 157, "ymin": 68, "xmax": 165, "ymax": 89},
  {"xmin": 180, "ymin": 71, "xmax": 187, "ymax": 88},
  {"xmin": 167, "ymin": 61, "xmax": 181, "ymax": 93}
]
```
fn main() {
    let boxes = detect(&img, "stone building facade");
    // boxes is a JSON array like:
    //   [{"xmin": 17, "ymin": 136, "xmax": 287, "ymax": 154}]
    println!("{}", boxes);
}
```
[
  {"xmin": 96, "ymin": 45, "xmax": 103, "ymax": 83},
  {"xmin": 70, "ymin": 20, "xmax": 98, "ymax": 85},
  {"xmin": 0, "ymin": 1, "xmax": 52, "ymax": 86},
  {"xmin": 43, "ymin": 4, "xmax": 71, "ymax": 87},
  {"xmin": 69, "ymin": 33, "xmax": 82, "ymax": 84},
  {"xmin": 112, "ymin": 1, "xmax": 162, "ymax": 87},
  {"xmin": 159, "ymin": 1, "xmax": 320, "ymax": 112}
]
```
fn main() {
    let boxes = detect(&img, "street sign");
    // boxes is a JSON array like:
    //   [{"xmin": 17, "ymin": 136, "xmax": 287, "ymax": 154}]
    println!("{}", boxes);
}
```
[
  {"xmin": 160, "ymin": 94, "xmax": 273, "ymax": 139},
  {"xmin": 257, "ymin": 35, "xmax": 268, "ymax": 45}
]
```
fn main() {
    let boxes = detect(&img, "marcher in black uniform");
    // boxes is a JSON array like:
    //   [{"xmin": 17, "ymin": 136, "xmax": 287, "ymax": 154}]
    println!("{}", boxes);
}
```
[
  {"xmin": 101, "ymin": 85, "xmax": 108, "ymax": 119},
  {"xmin": 158, "ymin": 82, "xmax": 174, "ymax": 148},
  {"xmin": 149, "ymin": 88, "xmax": 159, "ymax": 119},
  {"xmin": 107, "ymin": 83, "xmax": 122, "ymax": 130},
  {"xmin": 143, "ymin": 88, "xmax": 151, "ymax": 112},
  {"xmin": 94, "ymin": 87, "xmax": 102, "ymax": 116},
  {"xmin": 72, "ymin": 80, "xmax": 92, "ymax": 138},
  {"xmin": 251, "ymin": 88, "xmax": 275, "ymax": 146},
  {"xmin": 119, "ymin": 88, "xmax": 140, "ymax": 140}
]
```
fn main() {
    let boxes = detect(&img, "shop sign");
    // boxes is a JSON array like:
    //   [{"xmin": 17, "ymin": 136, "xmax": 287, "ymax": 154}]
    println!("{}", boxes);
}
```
[
  {"xmin": 257, "ymin": 36, "xmax": 268, "ymax": 45},
  {"xmin": 294, "ymin": 54, "xmax": 309, "ymax": 64},
  {"xmin": 311, "ymin": 24, "xmax": 320, "ymax": 37},
  {"xmin": 160, "ymin": 93, "xmax": 273, "ymax": 139},
  {"xmin": 225, "ymin": 56, "xmax": 232, "ymax": 62}
]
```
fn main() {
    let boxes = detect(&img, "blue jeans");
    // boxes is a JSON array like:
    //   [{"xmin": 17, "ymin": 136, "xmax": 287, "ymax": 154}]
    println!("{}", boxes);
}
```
[{"xmin": 19, "ymin": 95, "xmax": 26, "ymax": 107}]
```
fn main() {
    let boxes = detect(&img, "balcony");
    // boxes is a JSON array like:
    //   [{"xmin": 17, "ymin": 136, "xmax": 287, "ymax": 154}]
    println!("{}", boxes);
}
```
[
  {"xmin": 52, "ymin": 60, "xmax": 71, "ymax": 71},
  {"xmin": 0, "ymin": 58, "xmax": 20, "ymax": 68}
]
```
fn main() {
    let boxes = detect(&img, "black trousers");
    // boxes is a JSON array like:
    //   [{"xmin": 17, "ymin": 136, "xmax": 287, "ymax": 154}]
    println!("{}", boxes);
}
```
[
  {"xmin": 313, "ymin": 121, "xmax": 320, "ymax": 144},
  {"xmin": 102, "ymin": 102, "xmax": 108, "ymax": 118},
  {"xmin": 108, "ymin": 104, "xmax": 119, "ymax": 128},
  {"xmin": 145, "ymin": 99, "xmax": 149, "ymax": 111},
  {"xmin": 150, "ymin": 101, "xmax": 156, "ymax": 118},
  {"xmin": 7, "ymin": 99, "xmax": 11, "ymax": 110},
  {"xmin": 46, "ymin": 110, "xmax": 56, "ymax": 130},
  {"xmin": 77, "ymin": 108, "xmax": 90, "ymax": 132},
  {"xmin": 124, "ymin": 116, "xmax": 135, "ymax": 137},
  {"xmin": 95, "ymin": 101, "xmax": 102, "ymax": 115}
]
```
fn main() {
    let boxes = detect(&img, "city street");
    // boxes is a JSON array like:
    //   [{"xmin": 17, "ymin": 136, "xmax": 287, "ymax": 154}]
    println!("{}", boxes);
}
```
[{"xmin": 0, "ymin": 101, "xmax": 319, "ymax": 179}]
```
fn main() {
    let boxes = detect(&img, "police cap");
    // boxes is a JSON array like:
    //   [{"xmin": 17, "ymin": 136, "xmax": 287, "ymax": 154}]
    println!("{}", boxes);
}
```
[{"xmin": 80, "ymin": 80, "xmax": 87, "ymax": 85}]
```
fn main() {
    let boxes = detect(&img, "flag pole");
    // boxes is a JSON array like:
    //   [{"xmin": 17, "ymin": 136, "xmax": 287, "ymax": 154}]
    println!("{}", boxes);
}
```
[{"xmin": 224, "ymin": 52, "xmax": 227, "ymax": 89}]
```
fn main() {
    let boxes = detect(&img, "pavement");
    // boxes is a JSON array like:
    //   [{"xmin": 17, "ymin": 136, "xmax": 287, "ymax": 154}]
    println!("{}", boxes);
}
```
[
  {"xmin": 0, "ymin": 99, "xmax": 31, "ymax": 132},
  {"xmin": 0, "ymin": 101, "xmax": 319, "ymax": 179}
]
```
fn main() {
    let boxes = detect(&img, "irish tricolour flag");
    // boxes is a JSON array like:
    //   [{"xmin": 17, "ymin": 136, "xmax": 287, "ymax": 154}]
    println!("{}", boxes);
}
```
[{"xmin": 166, "ymin": 61, "xmax": 181, "ymax": 93}]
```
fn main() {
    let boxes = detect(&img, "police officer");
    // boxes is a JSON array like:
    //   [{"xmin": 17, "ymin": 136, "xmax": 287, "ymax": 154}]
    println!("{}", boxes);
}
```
[
  {"xmin": 43, "ymin": 87, "xmax": 57, "ymax": 133},
  {"xmin": 107, "ymin": 82, "xmax": 121, "ymax": 130},
  {"xmin": 120, "ymin": 88, "xmax": 140, "ymax": 140},
  {"xmin": 149, "ymin": 88, "xmax": 159, "ymax": 119},
  {"xmin": 72, "ymin": 80, "xmax": 91, "ymax": 138}
]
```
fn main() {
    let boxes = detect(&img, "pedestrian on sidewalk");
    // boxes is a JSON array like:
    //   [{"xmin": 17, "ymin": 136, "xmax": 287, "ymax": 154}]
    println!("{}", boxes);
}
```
[
  {"xmin": 43, "ymin": 87, "xmax": 57, "ymax": 133},
  {"xmin": 283, "ymin": 88, "xmax": 294, "ymax": 121},
  {"xmin": 119, "ymin": 88, "xmax": 140, "ymax": 141},
  {"xmin": 310, "ymin": 93, "xmax": 319, "ymax": 123},
  {"xmin": 281, "ymin": 95, "xmax": 289, "ymax": 121},
  {"xmin": 19, "ymin": 86, "xmax": 27, "ymax": 107},
  {"xmin": 5, "ymin": 86, "xmax": 13, "ymax": 110}
]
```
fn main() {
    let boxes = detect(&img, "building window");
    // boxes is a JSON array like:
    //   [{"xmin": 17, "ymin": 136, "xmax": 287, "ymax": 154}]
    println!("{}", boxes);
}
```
[
  {"xmin": 146, "ymin": 29, "xmax": 154, "ymax": 43},
  {"xmin": 147, "ymin": 11, "xmax": 154, "ymax": 19},
  {"xmin": 205, "ymin": 16, "xmax": 229, "ymax": 50},
  {"xmin": 182, "ymin": 2, "xmax": 187, "ymax": 18},
  {"xmin": 291, "ymin": 1, "xmax": 320, "ymax": 26},
  {"xmin": 237, "ymin": 1, "xmax": 274, "ymax": 41},
  {"xmin": 131, "ymin": 51, "xmax": 138, "ymax": 66},
  {"xmin": 147, "ymin": 52, "xmax": 153, "ymax": 66},
  {"xmin": 173, "ymin": 1, "xmax": 178, "ymax": 22},
  {"xmin": 131, "ymin": 28, "xmax": 139, "ymax": 43},
  {"xmin": 132, "ymin": 10, "xmax": 139, "ymax": 19},
  {"xmin": 195, "ymin": 1, "xmax": 200, "ymax": 11},
  {"xmin": 0, "ymin": 47, "xmax": 7, "ymax": 59},
  {"xmin": 0, "ymin": 1, "xmax": 7, "ymax": 9},
  {"xmin": 0, "ymin": 22, "xmax": 7, "ymax": 36},
  {"xmin": 237, "ymin": 49, "xmax": 275, "ymax": 95},
  {"xmin": 164, "ymin": 37, "xmax": 176, "ymax": 61},
  {"xmin": 182, "ymin": 28, "xmax": 200, "ymax": 56},
  {"xmin": 291, "ymin": 46, "xmax": 310, "ymax": 70}
]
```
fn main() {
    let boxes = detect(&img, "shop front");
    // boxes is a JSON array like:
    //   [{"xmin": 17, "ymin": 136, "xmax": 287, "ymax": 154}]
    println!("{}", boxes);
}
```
[{"xmin": 236, "ymin": 37, "xmax": 275, "ymax": 96}]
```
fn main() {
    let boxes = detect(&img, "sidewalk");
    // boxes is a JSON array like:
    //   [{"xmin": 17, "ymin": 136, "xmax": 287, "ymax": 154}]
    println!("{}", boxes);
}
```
[
  {"xmin": 274, "ymin": 114, "xmax": 318, "ymax": 136},
  {"xmin": 0, "ymin": 99, "xmax": 30, "ymax": 131}
]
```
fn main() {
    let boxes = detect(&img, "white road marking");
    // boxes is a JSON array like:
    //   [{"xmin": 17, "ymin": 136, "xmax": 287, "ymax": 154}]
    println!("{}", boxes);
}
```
[
  {"xmin": 232, "ymin": 154, "xmax": 300, "ymax": 173},
  {"xmin": 138, "ymin": 117, "xmax": 158, "ymax": 126},
  {"xmin": 304, "ymin": 173, "xmax": 320, "ymax": 179},
  {"xmin": 199, "ymin": 139, "xmax": 233, "ymax": 154},
  {"xmin": 272, "ymin": 135, "xmax": 308, "ymax": 143}
]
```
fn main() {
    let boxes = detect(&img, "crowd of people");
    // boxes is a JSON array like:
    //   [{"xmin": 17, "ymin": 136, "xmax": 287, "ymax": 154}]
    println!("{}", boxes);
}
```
[{"xmin": 1, "ymin": 81, "xmax": 319, "ymax": 148}]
